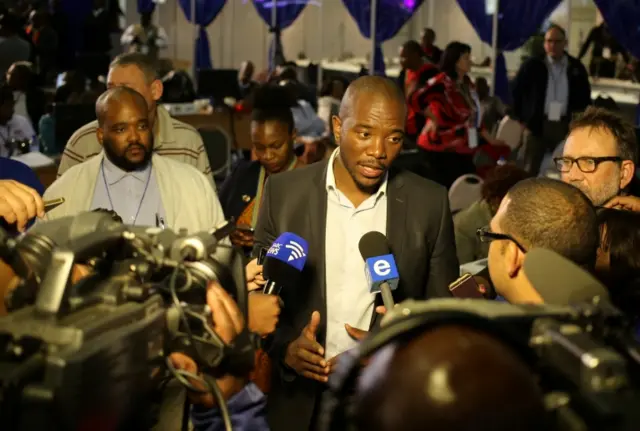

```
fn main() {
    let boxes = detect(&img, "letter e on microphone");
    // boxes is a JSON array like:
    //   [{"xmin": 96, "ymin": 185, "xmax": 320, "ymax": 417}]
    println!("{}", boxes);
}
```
[{"xmin": 365, "ymin": 254, "xmax": 399, "ymax": 293}]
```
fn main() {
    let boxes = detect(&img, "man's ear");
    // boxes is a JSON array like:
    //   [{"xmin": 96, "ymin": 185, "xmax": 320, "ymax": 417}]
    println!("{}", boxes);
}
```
[
  {"xmin": 150, "ymin": 79, "xmax": 163, "ymax": 102},
  {"xmin": 620, "ymin": 160, "xmax": 635, "ymax": 190},
  {"xmin": 505, "ymin": 243, "xmax": 525, "ymax": 279},
  {"xmin": 96, "ymin": 127, "xmax": 104, "ymax": 146},
  {"xmin": 332, "ymin": 115, "xmax": 342, "ymax": 145}
]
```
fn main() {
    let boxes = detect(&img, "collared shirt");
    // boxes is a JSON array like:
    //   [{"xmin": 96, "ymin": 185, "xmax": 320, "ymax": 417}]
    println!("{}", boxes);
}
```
[
  {"xmin": 90, "ymin": 155, "xmax": 166, "ymax": 227},
  {"xmin": 544, "ymin": 55, "xmax": 569, "ymax": 116},
  {"xmin": 324, "ymin": 149, "xmax": 388, "ymax": 359},
  {"xmin": 0, "ymin": 114, "xmax": 36, "ymax": 157},
  {"xmin": 57, "ymin": 105, "xmax": 211, "ymax": 181}
]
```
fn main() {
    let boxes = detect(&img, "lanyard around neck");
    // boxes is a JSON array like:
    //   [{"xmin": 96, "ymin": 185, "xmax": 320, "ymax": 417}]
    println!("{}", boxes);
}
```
[{"xmin": 101, "ymin": 159, "xmax": 153, "ymax": 226}]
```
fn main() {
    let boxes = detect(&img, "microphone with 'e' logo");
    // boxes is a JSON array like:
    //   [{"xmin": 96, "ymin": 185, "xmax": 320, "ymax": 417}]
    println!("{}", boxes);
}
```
[{"xmin": 359, "ymin": 231, "xmax": 399, "ymax": 311}]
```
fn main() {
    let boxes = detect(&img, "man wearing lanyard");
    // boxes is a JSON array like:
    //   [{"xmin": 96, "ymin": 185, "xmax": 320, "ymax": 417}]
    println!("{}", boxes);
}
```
[
  {"xmin": 512, "ymin": 25, "xmax": 591, "ymax": 175},
  {"xmin": 42, "ymin": 86, "xmax": 226, "ymax": 239}
]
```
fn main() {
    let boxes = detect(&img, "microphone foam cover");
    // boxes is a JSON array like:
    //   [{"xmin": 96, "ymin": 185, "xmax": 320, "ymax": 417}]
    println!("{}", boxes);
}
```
[{"xmin": 358, "ymin": 231, "xmax": 390, "ymax": 260}]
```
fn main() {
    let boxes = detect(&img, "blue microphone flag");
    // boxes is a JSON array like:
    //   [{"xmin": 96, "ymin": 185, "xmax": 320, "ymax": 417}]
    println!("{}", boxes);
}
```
[
  {"xmin": 266, "ymin": 232, "xmax": 309, "ymax": 272},
  {"xmin": 365, "ymin": 254, "xmax": 399, "ymax": 293}
]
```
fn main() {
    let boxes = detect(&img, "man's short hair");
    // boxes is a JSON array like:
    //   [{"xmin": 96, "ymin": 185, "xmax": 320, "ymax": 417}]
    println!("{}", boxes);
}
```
[
  {"xmin": 501, "ymin": 178, "xmax": 598, "ymax": 267},
  {"xmin": 250, "ymin": 84, "xmax": 296, "ymax": 133},
  {"xmin": 546, "ymin": 23, "xmax": 567, "ymax": 39},
  {"xmin": 95, "ymin": 86, "xmax": 148, "ymax": 126},
  {"xmin": 570, "ymin": 106, "xmax": 638, "ymax": 164},
  {"xmin": 109, "ymin": 53, "xmax": 158, "ymax": 83},
  {"xmin": 402, "ymin": 40, "xmax": 423, "ymax": 56}
]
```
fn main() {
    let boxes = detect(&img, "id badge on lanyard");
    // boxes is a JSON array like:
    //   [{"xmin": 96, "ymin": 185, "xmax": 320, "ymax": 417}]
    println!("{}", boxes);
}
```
[{"xmin": 468, "ymin": 90, "xmax": 482, "ymax": 149}]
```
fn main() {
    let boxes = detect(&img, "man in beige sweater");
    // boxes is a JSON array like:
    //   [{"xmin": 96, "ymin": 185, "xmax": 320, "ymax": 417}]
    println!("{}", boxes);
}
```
[{"xmin": 57, "ymin": 52, "xmax": 212, "ymax": 180}]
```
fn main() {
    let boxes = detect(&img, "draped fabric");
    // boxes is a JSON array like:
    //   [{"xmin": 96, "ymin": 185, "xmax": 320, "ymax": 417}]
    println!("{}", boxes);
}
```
[
  {"xmin": 594, "ymin": 0, "xmax": 640, "ymax": 60},
  {"xmin": 342, "ymin": 0, "xmax": 423, "ymax": 76},
  {"xmin": 251, "ymin": 0, "xmax": 309, "ymax": 71},
  {"xmin": 456, "ymin": 0, "xmax": 562, "ymax": 103},
  {"xmin": 178, "ymin": 0, "xmax": 227, "ymax": 70},
  {"xmin": 137, "ymin": 0, "xmax": 156, "ymax": 14}
]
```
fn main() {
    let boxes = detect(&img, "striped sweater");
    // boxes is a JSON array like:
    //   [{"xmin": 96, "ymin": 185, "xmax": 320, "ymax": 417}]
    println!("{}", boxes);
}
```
[{"xmin": 56, "ymin": 105, "xmax": 212, "ymax": 182}]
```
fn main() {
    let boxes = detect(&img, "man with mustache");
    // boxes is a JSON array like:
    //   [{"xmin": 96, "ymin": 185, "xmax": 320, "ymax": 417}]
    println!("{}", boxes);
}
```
[
  {"xmin": 253, "ymin": 75, "xmax": 459, "ymax": 431},
  {"xmin": 42, "ymin": 86, "xmax": 225, "ymax": 235}
]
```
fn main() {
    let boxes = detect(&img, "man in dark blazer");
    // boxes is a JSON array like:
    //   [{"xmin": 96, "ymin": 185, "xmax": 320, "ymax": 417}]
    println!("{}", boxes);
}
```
[
  {"xmin": 253, "ymin": 76, "xmax": 459, "ymax": 431},
  {"xmin": 511, "ymin": 24, "xmax": 591, "ymax": 175}
]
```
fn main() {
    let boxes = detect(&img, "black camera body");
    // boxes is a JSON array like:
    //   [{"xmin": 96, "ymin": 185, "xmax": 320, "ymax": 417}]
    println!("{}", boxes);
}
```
[{"xmin": 0, "ymin": 213, "xmax": 253, "ymax": 430}]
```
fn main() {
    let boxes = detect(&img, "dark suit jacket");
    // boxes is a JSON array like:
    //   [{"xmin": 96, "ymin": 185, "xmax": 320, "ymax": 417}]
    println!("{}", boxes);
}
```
[
  {"xmin": 218, "ymin": 160, "xmax": 261, "ymax": 220},
  {"xmin": 253, "ymin": 160, "xmax": 459, "ymax": 431},
  {"xmin": 511, "ymin": 53, "xmax": 591, "ymax": 136}
]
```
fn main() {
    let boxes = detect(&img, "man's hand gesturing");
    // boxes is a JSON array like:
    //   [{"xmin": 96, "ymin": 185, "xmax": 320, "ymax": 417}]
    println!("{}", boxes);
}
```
[{"xmin": 284, "ymin": 311, "xmax": 330, "ymax": 383}]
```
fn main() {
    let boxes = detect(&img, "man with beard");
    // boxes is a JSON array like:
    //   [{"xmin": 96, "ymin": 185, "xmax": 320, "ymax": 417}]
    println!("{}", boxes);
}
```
[
  {"xmin": 253, "ymin": 75, "xmax": 458, "ymax": 431},
  {"xmin": 555, "ymin": 106, "xmax": 637, "ymax": 206},
  {"xmin": 42, "ymin": 86, "xmax": 224, "ymax": 234}
]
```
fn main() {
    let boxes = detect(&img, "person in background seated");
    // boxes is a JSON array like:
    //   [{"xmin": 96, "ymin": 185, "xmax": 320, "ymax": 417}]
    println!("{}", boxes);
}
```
[
  {"xmin": 317, "ymin": 78, "xmax": 346, "ymax": 138},
  {"xmin": 238, "ymin": 60, "xmax": 257, "ymax": 100},
  {"xmin": 43, "ymin": 87, "xmax": 226, "ymax": 244},
  {"xmin": 512, "ymin": 25, "xmax": 591, "ymax": 175},
  {"xmin": 219, "ymin": 84, "xmax": 303, "ymax": 253},
  {"xmin": 0, "ymin": 84, "xmax": 37, "ymax": 157},
  {"xmin": 594, "ymin": 209, "xmax": 640, "ymax": 327},
  {"xmin": 557, "ymin": 107, "xmax": 637, "ymax": 206},
  {"xmin": 578, "ymin": 22, "xmax": 629, "ymax": 78},
  {"xmin": 120, "ymin": 9, "xmax": 167, "ymax": 62},
  {"xmin": 5, "ymin": 61, "xmax": 45, "ymax": 132},
  {"xmin": 57, "ymin": 53, "xmax": 211, "ymax": 180},
  {"xmin": 398, "ymin": 40, "xmax": 438, "ymax": 144},
  {"xmin": 420, "ymin": 27, "xmax": 442, "ymax": 65},
  {"xmin": 454, "ymin": 164, "xmax": 530, "ymax": 265},
  {"xmin": 481, "ymin": 178, "xmax": 598, "ymax": 304}
]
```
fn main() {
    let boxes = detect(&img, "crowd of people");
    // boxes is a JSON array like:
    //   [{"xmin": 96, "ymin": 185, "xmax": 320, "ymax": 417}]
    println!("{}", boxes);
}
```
[{"xmin": 1, "ymin": 5, "xmax": 640, "ymax": 430}]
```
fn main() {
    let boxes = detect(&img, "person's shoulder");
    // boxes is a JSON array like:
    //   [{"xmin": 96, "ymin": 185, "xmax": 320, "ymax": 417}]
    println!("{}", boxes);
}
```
[
  {"xmin": 169, "ymin": 115, "xmax": 201, "ymax": 141},
  {"xmin": 67, "ymin": 120, "xmax": 100, "ymax": 148},
  {"xmin": 392, "ymin": 168, "xmax": 447, "ymax": 197},
  {"xmin": 44, "ymin": 159, "xmax": 87, "ymax": 195},
  {"xmin": 567, "ymin": 54, "xmax": 588, "ymax": 73},
  {"xmin": 157, "ymin": 155, "xmax": 211, "ymax": 185},
  {"xmin": 268, "ymin": 160, "xmax": 325, "ymax": 189}
]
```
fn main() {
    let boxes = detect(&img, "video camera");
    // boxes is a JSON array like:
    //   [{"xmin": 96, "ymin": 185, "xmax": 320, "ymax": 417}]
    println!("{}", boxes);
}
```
[
  {"xmin": 324, "ymin": 298, "xmax": 640, "ymax": 431},
  {"xmin": 0, "ymin": 212, "xmax": 255, "ymax": 430}
]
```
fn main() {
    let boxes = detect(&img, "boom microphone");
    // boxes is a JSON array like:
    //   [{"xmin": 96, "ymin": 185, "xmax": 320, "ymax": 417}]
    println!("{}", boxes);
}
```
[
  {"xmin": 358, "ymin": 231, "xmax": 399, "ymax": 311},
  {"xmin": 523, "ymin": 248, "xmax": 610, "ymax": 305},
  {"xmin": 262, "ymin": 232, "xmax": 309, "ymax": 296}
]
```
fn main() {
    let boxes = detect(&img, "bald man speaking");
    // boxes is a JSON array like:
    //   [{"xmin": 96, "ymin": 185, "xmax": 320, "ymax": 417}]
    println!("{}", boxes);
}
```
[
  {"xmin": 253, "ymin": 76, "xmax": 459, "ymax": 430},
  {"xmin": 43, "ymin": 86, "xmax": 225, "ymax": 234}
]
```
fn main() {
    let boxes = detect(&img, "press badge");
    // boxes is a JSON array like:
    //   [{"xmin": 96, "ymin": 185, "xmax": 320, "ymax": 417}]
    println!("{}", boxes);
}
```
[
  {"xmin": 468, "ymin": 127, "xmax": 479, "ymax": 149},
  {"xmin": 548, "ymin": 101, "xmax": 562, "ymax": 122}
]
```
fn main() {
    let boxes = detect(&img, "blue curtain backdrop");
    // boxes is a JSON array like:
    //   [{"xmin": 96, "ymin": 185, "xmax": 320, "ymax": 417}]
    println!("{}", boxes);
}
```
[
  {"xmin": 342, "ymin": 0, "xmax": 423, "ymax": 76},
  {"xmin": 594, "ymin": 0, "xmax": 640, "ymax": 59},
  {"xmin": 251, "ymin": 0, "xmax": 309, "ymax": 71},
  {"xmin": 178, "ymin": 0, "xmax": 227, "ymax": 70},
  {"xmin": 456, "ymin": 0, "xmax": 562, "ymax": 103},
  {"xmin": 137, "ymin": 0, "xmax": 156, "ymax": 14}
]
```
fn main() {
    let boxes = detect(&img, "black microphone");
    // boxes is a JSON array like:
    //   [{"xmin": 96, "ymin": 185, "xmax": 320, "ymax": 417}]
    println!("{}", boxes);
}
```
[
  {"xmin": 358, "ymin": 231, "xmax": 399, "ymax": 311},
  {"xmin": 262, "ymin": 232, "xmax": 309, "ymax": 296}
]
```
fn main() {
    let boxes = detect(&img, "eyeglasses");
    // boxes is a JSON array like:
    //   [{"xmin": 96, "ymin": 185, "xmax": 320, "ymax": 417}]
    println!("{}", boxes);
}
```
[
  {"xmin": 553, "ymin": 156, "xmax": 622, "ymax": 173},
  {"xmin": 476, "ymin": 226, "xmax": 527, "ymax": 252}
]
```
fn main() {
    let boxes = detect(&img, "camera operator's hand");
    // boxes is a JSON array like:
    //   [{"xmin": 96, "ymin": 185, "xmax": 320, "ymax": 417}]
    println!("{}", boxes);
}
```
[
  {"xmin": 284, "ymin": 311, "xmax": 330, "ymax": 383},
  {"xmin": 169, "ymin": 281, "xmax": 247, "ymax": 408},
  {"xmin": 0, "ymin": 180, "xmax": 45, "ymax": 232},
  {"xmin": 248, "ymin": 292, "xmax": 280, "ymax": 336},
  {"xmin": 245, "ymin": 258, "xmax": 265, "ymax": 292}
]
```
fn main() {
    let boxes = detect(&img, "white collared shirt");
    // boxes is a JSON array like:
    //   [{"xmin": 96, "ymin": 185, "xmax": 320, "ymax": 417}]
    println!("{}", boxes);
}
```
[
  {"xmin": 544, "ymin": 54, "xmax": 569, "ymax": 116},
  {"xmin": 324, "ymin": 149, "xmax": 388, "ymax": 359}
]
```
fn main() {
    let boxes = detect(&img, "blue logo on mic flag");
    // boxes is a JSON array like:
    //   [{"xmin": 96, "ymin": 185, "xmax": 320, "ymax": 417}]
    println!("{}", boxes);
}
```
[
  {"xmin": 267, "ymin": 232, "xmax": 308, "ymax": 271},
  {"xmin": 365, "ymin": 254, "xmax": 399, "ymax": 293}
]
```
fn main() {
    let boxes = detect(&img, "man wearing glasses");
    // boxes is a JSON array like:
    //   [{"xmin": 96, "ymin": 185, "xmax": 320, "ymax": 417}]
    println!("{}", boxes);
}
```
[
  {"xmin": 555, "ymin": 107, "xmax": 637, "ymax": 206},
  {"xmin": 477, "ymin": 178, "xmax": 598, "ymax": 304}
]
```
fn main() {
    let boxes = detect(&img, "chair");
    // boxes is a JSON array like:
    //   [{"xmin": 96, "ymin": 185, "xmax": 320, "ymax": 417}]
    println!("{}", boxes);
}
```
[
  {"xmin": 198, "ymin": 127, "xmax": 232, "ymax": 184},
  {"xmin": 448, "ymin": 174, "xmax": 483, "ymax": 214},
  {"xmin": 495, "ymin": 116, "xmax": 524, "ymax": 151}
]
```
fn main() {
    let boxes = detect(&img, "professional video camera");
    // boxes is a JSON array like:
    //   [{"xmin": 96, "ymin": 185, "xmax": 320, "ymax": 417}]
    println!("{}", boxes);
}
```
[
  {"xmin": 324, "ymin": 296, "xmax": 640, "ymax": 431},
  {"xmin": 0, "ymin": 212, "xmax": 255, "ymax": 431}
]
